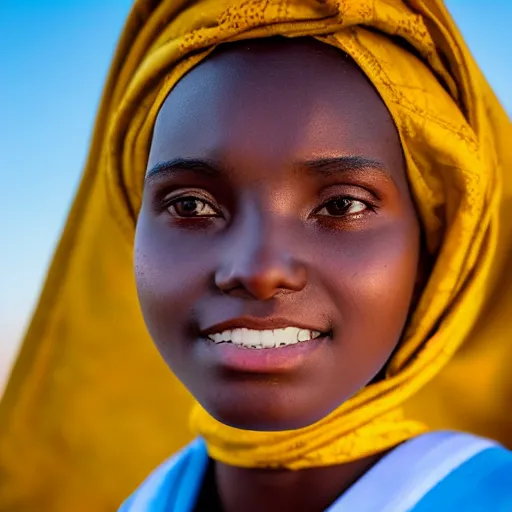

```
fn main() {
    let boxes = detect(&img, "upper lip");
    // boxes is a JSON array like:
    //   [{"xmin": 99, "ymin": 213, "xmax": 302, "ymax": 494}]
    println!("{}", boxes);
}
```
[{"xmin": 200, "ymin": 316, "xmax": 329, "ymax": 336}]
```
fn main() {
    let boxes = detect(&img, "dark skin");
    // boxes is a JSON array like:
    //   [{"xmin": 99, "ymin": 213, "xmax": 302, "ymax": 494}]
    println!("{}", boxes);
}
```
[{"xmin": 135, "ymin": 38, "xmax": 421, "ymax": 512}]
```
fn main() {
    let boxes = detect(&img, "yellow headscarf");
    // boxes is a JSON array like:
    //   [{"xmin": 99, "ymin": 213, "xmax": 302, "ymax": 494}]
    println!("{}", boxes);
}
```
[{"xmin": 1, "ymin": 0, "xmax": 511, "ymax": 510}]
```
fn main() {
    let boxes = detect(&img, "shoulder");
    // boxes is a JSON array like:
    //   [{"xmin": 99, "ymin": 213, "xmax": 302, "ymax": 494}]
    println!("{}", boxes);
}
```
[
  {"xmin": 328, "ymin": 430, "xmax": 512, "ymax": 512},
  {"xmin": 413, "ymin": 435, "xmax": 512, "ymax": 511},
  {"xmin": 118, "ymin": 438, "xmax": 208, "ymax": 512}
]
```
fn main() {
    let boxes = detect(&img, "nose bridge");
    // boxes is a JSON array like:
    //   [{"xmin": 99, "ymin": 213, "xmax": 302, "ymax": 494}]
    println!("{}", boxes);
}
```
[
  {"xmin": 215, "ymin": 201, "xmax": 306, "ymax": 299},
  {"xmin": 242, "ymin": 204, "xmax": 287, "ymax": 264}
]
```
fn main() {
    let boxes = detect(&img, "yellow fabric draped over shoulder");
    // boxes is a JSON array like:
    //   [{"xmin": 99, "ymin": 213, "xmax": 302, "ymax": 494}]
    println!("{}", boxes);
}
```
[{"xmin": 1, "ymin": 0, "xmax": 511, "ymax": 510}]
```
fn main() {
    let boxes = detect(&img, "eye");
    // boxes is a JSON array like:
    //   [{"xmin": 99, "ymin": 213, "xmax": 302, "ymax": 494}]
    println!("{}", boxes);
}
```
[
  {"xmin": 315, "ymin": 197, "xmax": 368, "ymax": 217},
  {"xmin": 167, "ymin": 196, "xmax": 220, "ymax": 218}
]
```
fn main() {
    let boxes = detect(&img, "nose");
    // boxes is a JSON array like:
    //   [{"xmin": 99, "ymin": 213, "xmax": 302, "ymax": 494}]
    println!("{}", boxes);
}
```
[{"xmin": 214, "ymin": 214, "xmax": 307, "ymax": 300}]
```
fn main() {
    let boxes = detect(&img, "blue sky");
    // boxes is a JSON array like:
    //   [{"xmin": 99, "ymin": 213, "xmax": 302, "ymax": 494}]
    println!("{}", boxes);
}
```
[{"xmin": 1, "ymin": 1, "xmax": 510, "ymax": 388}]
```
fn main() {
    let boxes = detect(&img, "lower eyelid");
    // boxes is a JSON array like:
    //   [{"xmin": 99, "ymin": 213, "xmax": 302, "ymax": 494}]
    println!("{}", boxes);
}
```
[
  {"xmin": 314, "ymin": 198, "xmax": 367, "ymax": 214},
  {"xmin": 163, "ymin": 192, "xmax": 215, "ymax": 207}
]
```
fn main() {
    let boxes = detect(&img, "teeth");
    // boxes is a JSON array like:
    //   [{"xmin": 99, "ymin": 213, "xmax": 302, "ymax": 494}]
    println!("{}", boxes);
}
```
[
  {"xmin": 244, "ymin": 329, "xmax": 260, "ymax": 348},
  {"xmin": 261, "ymin": 330, "xmax": 276, "ymax": 349},
  {"xmin": 207, "ymin": 327, "xmax": 323, "ymax": 349},
  {"xmin": 232, "ymin": 329, "xmax": 243, "ymax": 346},
  {"xmin": 298, "ymin": 329, "xmax": 310, "ymax": 342}
]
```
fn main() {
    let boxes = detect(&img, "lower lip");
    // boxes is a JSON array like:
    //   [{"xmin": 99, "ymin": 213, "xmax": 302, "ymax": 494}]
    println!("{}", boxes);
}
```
[{"xmin": 196, "ymin": 336, "xmax": 328, "ymax": 374}]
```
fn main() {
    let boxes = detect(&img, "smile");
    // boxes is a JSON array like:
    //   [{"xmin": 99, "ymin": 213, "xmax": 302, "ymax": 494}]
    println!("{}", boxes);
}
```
[{"xmin": 207, "ymin": 327, "xmax": 323, "ymax": 349}]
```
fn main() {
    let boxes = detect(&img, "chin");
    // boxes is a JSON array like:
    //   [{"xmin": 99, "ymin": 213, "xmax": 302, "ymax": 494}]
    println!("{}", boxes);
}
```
[{"xmin": 198, "ymin": 383, "xmax": 339, "ymax": 432}]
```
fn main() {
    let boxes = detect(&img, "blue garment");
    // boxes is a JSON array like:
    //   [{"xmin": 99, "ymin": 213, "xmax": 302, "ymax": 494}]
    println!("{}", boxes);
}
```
[{"xmin": 119, "ymin": 431, "xmax": 512, "ymax": 511}]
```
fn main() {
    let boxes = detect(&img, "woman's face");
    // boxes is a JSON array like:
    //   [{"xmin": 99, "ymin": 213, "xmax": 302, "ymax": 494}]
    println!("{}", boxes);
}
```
[{"xmin": 135, "ymin": 38, "xmax": 421, "ymax": 431}]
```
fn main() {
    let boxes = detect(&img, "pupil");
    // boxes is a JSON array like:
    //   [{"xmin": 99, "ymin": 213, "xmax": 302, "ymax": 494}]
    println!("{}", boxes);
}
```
[
  {"xmin": 332, "ymin": 198, "xmax": 349, "ymax": 213},
  {"xmin": 182, "ymin": 199, "xmax": 199, "ymax": 212}
]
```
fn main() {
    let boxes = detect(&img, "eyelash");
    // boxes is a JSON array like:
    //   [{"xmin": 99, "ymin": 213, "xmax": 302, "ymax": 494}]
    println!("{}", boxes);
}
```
[
  {"xmin": 162, "ymin": 193, "xmax": 375, "ymax": 220},
  {"xmin": 162, "ymin": 190, "xmax": 222, "ymax": 219},
  {"xmin": 312, "ymin": 196, "xmax": 373, "ymax": 218},
  {"xmin": 166, "ymin": 196, "xmax": 220, "ymax": 218}
]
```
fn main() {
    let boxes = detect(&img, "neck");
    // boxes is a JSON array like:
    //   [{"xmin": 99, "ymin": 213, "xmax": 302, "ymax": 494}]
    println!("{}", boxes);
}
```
[{"xmin": 214, "ymin": 451, "xmax": 388, "ymax": 512}]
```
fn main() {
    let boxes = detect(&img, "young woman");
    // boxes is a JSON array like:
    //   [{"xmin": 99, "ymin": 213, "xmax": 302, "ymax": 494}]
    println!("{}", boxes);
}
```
[{"xmin": 1, "ymin": 1, "xmax": 511, "ymax": 511}]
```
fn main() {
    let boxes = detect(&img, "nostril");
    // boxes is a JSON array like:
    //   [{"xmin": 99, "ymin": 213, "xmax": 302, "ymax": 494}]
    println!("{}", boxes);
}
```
[{"xmin": 215, "ymin": 258, "xmax": 307, "ymax": 300}]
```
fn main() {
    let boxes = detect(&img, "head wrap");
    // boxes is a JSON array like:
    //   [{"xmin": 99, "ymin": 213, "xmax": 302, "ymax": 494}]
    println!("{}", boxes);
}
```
[{"xmin": 1, "ymin": 1, "xmax": 511, "ymax": 510}]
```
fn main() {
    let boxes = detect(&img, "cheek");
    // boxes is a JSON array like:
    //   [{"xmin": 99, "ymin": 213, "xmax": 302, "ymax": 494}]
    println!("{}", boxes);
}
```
[
  {"xmin": 344, "ymin": 225, "xmax": 419, "ymax": 305},
  {"xmin": 318, "ymin": 220, "xmax": 419, "ymax": 375},
  {"xmin": 133, "ymin": 213, "xmax": 212, "ymax": 350}
]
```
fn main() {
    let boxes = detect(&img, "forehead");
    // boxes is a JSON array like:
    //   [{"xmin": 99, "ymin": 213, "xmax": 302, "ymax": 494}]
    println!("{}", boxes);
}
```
[{"xmin": 148, "ymin": 37, "xmax": 402, "ymax": 172}]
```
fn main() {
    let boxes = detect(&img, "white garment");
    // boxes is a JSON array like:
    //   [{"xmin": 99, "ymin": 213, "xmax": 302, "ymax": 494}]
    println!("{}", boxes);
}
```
[{"xmin": 120, "ymin": 431, "xmax": 497, "ymax": 512}]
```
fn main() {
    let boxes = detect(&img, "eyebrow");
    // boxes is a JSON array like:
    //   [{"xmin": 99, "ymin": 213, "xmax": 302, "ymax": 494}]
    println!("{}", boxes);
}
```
[
  {"xmin": 146, "ymin": 158, "xmax": 221, "ymax": 182},
  {"xmin": 145, "ymin": 155, "xmax": 390, "ymax": 182},
  {"xmin": 298, "ymin": 155, "xmax": 389, "ymax": 178}
]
